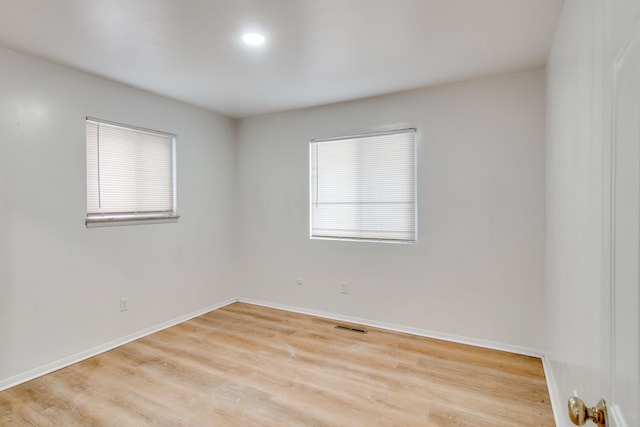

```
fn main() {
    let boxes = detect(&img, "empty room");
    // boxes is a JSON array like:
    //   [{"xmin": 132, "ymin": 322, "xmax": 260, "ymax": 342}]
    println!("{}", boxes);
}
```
[{"xmin": 0, "ymin": 0, "xmax": 638, "ymax": 426}]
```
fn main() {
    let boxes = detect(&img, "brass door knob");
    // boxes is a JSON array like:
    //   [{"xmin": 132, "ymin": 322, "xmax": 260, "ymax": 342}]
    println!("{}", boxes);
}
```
[{"xmin": 568, "ymin": 396, "xmax": 608, "ymax": 427}]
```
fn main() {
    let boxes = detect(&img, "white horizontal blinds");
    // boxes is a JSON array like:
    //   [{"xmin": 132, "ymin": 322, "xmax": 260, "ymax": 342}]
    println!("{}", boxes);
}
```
[
  {"xmin": 86, "ymin": 119, "xmax": 175, "ymax": 217},
  {"xmin": 310, "ymin": 129, "xmax": 416, "ymax": 242}
]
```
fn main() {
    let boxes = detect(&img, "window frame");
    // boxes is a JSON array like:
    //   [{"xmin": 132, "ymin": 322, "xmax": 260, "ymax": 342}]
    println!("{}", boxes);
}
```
[
  {"xmin": 309, "ymin": 128, "xmax": 418, "ymax": 244},
  {"xmin": 85, "ymin": 117, "xmax": 179, "ymax": 228}
]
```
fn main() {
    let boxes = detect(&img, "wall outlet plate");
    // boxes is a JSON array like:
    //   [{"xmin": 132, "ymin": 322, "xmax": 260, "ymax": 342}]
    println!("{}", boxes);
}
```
[{"xmin": 120, "ymin": 297, "xmax": 129, "ymax": 312}]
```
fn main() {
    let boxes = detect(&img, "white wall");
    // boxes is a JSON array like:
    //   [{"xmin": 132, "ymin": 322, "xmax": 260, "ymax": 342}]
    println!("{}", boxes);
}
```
[
  {"xmin": 236, "ymin": 69, "xmax": 546, "ymax": 351},
  {"xmin": 0, "ymin": 47, "xmax": 236, "ymax": 386},
  {"xmin": 0, "ymin": 46, "xmax": 548, "ymax": 390}
]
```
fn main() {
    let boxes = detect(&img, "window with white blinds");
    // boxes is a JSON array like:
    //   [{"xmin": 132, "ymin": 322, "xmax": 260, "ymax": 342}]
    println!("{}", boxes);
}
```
[
  {"xmin": 86, "ymin": 118, "xmax": 177, "ymax": 225},
  {"xmin": 310, "ymin": 128, "xmax": 417, "ymax": 243}
]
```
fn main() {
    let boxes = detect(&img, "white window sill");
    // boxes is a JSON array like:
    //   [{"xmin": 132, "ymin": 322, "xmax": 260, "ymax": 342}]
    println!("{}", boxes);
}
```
[
  {"xmin": 310, "ymin": 236, "xmax": 416, "ymax": 245},
  {"xmin": 86, "ymin": 215, "xmax": 180, "ymax": 228}
]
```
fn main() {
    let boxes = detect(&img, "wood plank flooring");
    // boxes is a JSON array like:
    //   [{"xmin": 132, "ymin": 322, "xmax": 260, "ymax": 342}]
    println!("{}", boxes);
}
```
[{"xmin": 0, "ymin": 303, "xmax": 555, "ymax": 426}]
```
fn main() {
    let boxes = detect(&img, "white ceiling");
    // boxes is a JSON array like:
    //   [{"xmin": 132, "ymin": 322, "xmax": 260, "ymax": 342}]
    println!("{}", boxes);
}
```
[{"xmin": 0, "ymin": 0, "xmax": 564, "ymax": 118}]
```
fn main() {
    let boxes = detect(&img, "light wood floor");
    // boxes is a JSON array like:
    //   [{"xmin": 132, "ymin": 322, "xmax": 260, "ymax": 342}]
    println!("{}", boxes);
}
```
[{"xmin": 0, "ymin": 303, "xmax": 555, "ymax": 426}]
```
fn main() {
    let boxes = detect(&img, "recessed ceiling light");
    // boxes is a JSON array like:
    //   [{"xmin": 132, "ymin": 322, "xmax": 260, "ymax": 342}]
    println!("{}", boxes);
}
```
[{"xmin": 242, "ymin": 33, "xmax": 265, "ymax": 46}]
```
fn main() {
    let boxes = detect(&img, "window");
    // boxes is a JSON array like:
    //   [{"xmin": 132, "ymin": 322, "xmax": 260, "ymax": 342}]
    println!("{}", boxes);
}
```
[
  {"xmin": 86, "ymin": 117, "xmax": 177, "ymax": 226},
  {"xmin": 310, "ymin": 128, "xmax": 417, "ymax": 243}
]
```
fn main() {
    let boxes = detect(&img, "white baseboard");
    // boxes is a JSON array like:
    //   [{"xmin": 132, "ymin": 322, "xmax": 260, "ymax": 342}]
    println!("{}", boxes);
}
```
[
  {"xmin": 238, "ymin": 297, "xmax": 544, "ymax": 358},
  {"xmin": 541, "ymin": 353, "xmax": 566, "ymax": 427},
  {"xmin": 0, "ymin": 298, "xmax": 237, "ymax": 392}
]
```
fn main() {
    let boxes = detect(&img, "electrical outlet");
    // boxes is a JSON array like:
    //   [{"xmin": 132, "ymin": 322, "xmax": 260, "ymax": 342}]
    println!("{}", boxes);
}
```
[
  {"xmin": 297, "ymin": 277, "xmax": 304, "ymax": 286},
  {"xmin": 120, "ymin": 297, "xmax": 129, "ymax": 312},
  {"xmin": 340, "ymin": 282, "xmax": 348, "ymax": 294}
]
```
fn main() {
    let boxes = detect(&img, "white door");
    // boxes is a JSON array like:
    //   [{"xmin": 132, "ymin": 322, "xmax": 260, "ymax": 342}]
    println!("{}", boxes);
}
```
[
  {"xmin": 608, "ymin": 10, "xmax": 640, "ymax": 425},
  {"xmin": 569, "ymin": 2, "xmax": 640, "ymax": 426}
]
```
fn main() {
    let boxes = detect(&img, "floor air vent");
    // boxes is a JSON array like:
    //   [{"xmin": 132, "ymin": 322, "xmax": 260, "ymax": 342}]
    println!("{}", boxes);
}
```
[{"xmin": 335, "ymin": 325, "xmax": 368, "ymax": 334}]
